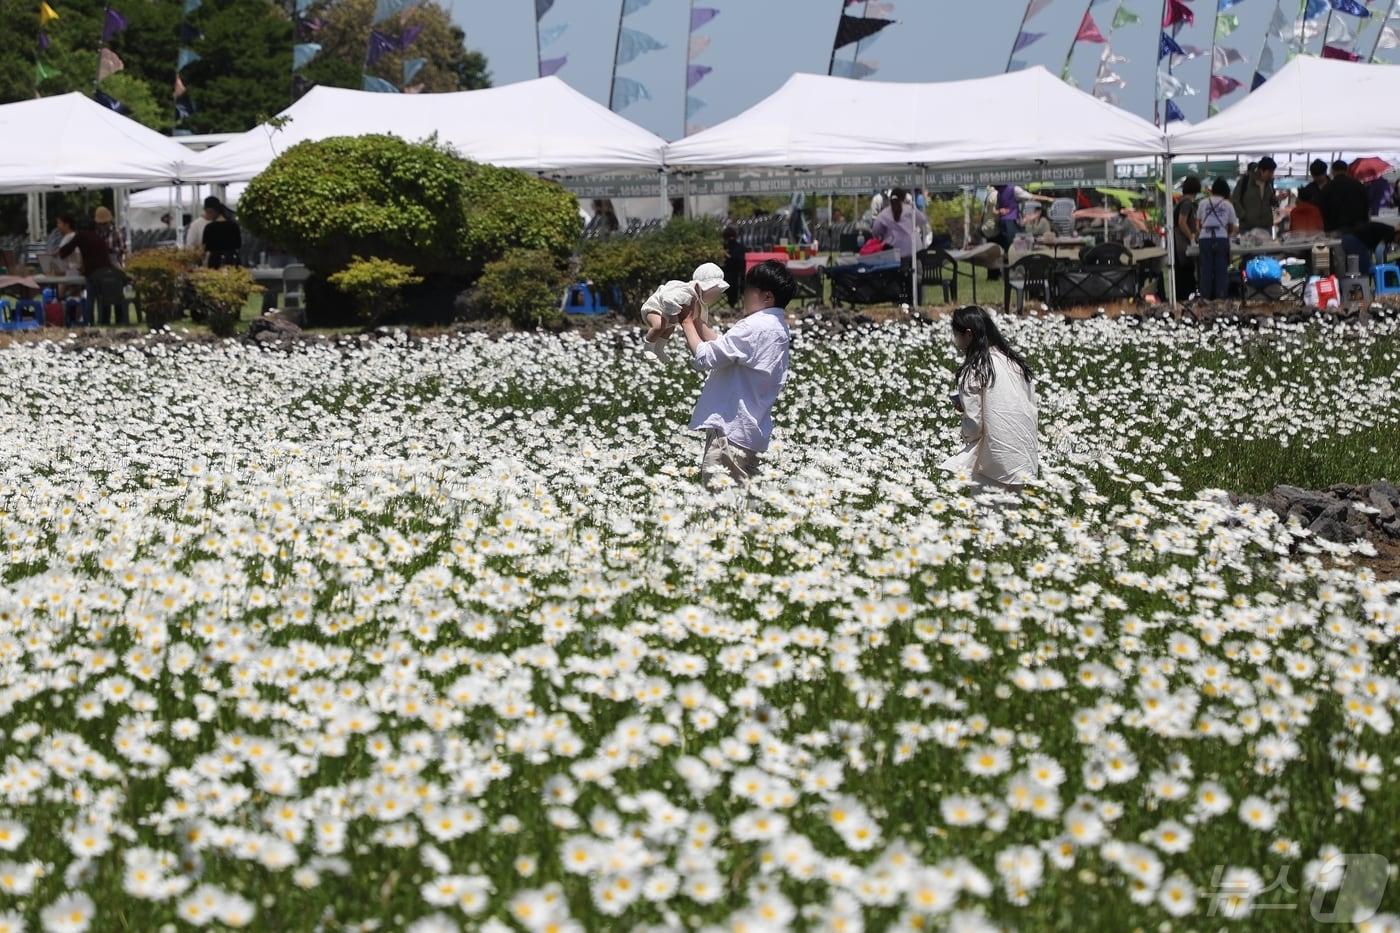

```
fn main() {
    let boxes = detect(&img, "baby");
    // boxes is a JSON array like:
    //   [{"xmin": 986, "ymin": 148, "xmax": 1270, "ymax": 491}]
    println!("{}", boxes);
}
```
[{"xmin": 640, "ymin": 262, "xmax": 729, "ymax": 362}]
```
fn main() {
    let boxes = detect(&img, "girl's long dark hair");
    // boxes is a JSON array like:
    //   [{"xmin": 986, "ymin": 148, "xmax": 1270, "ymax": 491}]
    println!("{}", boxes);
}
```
[
  {"xmin": 952, "ymin": 305, "xmax": 1032, "ymax": 389},
  {"xmin": 889, "ymin": 187, "xmax": 905, "ymax": 223}
]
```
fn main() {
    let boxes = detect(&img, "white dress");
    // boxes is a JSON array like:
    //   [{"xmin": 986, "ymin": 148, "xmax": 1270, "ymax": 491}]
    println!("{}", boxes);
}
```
[{"xmin": 940, "ymin": 349, "xmax": 1039, "ymax": 487}]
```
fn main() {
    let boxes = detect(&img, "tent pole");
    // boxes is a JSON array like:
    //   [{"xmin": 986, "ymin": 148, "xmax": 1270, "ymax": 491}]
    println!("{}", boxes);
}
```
[
  {"xmin": 26, "ymin": 193, "xmax": 41, "ymax": 243},
  {"xmin": 962, "ymin": 186, "xmax": 971, "ymax": 249},
  {"xmin": 1164, "ymin": 154, "xmax": 1178, "ymax": 312},
  {"xmin": 659, "ymin": 171, "xmax": 669, "ymax": 221}
]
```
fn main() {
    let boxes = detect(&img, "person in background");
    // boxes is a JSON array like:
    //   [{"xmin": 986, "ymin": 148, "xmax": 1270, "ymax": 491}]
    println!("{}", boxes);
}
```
[
  {"xmin": 722, "ymin": 225, "xmax": 746, "ymax": 309},
  {"xmin": 56, "ymin": 213, "xmax": 127, "ymax": 326},
  {"xmin": 1341, "ymin": 220, "xmax": 1396, "ymax": 276},
  {"xmin": 184, "ymin": 206, "xmax": 208, "ymax": 255},
  {"xmin": 1022, "ymin": 202, "xmax": 1052, "ymax": 239},
  {"xmin": 1173, "ymin": 175, "xmax": 1202, "ymax": 301},
  {"xmin": 1231, "ymin": 156, "xmax": 1276, "ymax": 232},
  {"xmin": 993, "ymin": 184, "xmax": 1022, "ymax": 247},
  {"xmin": 1299, "ymin": 159, "xmax": 1329, "ymax": 206},
  {"xmin": 871, "ymin": 187, "xmax": 930, "ymax": 265},
  {"xmin": 201, "ymin": 197, "xmax": 243, "ymax": 269},
  {"xmin": 1320, "ymin": 159, "xmax": 1369, "ymax": 235},
  {"xmin": 1231, "ymin": 162, "xmax": 1256, "ymax": 204},
  {"xmin": 1365, "ymin": 175, "xmax": 1394, "ymax": 215},
  {"xmin": 940, "ymin": 305, "xmax": 1038, "ymax": 488},
  {"xmin": 93, "ymin": 206, "xmax": 127, "ymax": 270},
  {"xmin": 1196, "ymin": 177, "xmax": 1238, "ymax": 301}
]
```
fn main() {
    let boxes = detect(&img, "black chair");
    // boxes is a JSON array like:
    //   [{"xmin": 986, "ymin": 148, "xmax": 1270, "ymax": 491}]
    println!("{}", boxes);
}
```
[
  {"xmin": 1055, "ymin": 263, "xmax": 1137, "ymax": 307},
  {"xmin": 1003, "ymin": 254, "xmax": 1059, "ymax": 313},
  {"xmin": 917, "ymin": 248, "xmax": 959, "ymax": 305}
]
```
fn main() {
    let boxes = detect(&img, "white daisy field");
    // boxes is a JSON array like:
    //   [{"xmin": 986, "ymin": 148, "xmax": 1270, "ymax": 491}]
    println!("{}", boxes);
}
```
[{"xmin": 1, "ymin": 315, "xmax": 1398, "ymax": 932}]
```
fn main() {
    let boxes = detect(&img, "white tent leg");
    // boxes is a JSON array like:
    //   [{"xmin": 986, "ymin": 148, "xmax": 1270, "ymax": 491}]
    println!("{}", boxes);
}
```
[
  {"xmin": 26, "ymin": 192, "xmax": 42, "ymax": 242},
  {"xmin": 962, "ymin": 186, "xmax": 971, "ymax": 249},
  {"xmin": 658, "ymin": 171, "xmax": 669, "ymax": 220},
  {"xmin": 1163, "ymin": 154, "xmax": 1178, "ymax": 312}
]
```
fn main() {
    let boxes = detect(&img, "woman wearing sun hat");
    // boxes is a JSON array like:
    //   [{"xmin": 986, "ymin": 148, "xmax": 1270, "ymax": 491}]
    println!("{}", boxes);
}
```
[{"xmin": 93, "ymin": 206, "xmax": 128, "ymax": 269}]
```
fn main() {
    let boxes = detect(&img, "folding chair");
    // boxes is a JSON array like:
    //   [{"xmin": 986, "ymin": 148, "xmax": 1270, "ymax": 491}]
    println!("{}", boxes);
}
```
[
  {"xmin": 1048, "ymin": 198, "xmax": 1076, "ymax": 237},
  {"xmin": 1004, "ymin": 255, "xmax": 1058, "ymax": 313},
  {"xmin": 917, "ymin": 248, "xmax": 959, "ymax": 305}
]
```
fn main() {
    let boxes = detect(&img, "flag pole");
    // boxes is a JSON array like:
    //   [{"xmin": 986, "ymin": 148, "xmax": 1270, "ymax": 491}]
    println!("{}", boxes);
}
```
[
  {"xmin": 608, "ymin": 0, "xmax": 626, "ymax": 109},
  {"xmin": 1005, "ymin": 0, "xmax": 1035, "ymax": 72},
  {"xmin": 1368, "ymin": 0, "xmax": 1397, "ymax": 59}
]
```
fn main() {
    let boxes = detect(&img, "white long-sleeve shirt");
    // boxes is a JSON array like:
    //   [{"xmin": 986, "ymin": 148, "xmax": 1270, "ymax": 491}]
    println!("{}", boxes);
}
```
[
  {"xmin": 688, "ymin": 308, "xmax": 791, "ymax": 453},
  {"xmin": 941, "ymin": 349, "xmax": 1039, "ymax": 486}
]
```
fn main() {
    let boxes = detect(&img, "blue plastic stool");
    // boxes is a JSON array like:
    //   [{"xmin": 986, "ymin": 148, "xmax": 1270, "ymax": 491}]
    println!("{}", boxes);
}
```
[
  {"xmin": 1375, "ymin": 263, "xmax": 1400, "ymax": 296},
  {"xmin": 10, "ymin": 298, "xmax": 44, "ymax": 330},
  {"xmin": 563, "ymin": 282, "xmax": 621, "ymax": 315}
]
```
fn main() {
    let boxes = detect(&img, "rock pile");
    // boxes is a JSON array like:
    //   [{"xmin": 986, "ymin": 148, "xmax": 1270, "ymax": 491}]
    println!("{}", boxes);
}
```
[{"xmin": 1233, "ymin": 482, "xmax": 1400, "ymax": 544}]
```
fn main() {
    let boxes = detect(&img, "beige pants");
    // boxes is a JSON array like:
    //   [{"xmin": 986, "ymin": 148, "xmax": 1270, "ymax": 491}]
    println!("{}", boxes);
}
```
[{"xmin": 700, "ymin": 430, "xmax": 759, "ymax": 494}]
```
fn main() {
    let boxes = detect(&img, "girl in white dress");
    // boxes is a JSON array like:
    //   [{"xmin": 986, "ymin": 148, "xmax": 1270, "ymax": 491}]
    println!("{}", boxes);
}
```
[{"xmin": 940, "ymin": 306, "xmax": 1039, "ymax": 487}]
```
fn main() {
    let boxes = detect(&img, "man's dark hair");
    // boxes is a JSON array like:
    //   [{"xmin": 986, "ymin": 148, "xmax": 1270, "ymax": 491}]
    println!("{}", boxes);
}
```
[
  {"xmin": 1333, "ymin": 159, "xmax": 1350, "ymax": 174},
  {"xmin": 1257, "ymin": 156, "xmax": 1277, "ymax": 172},
  {"xmin": 1181, "ymin": 176, "xmax": 1201, "ymax": 196},
  {"xmin": 56, "ymin": 212, "xmax": 77, "ymax": 228},
  {"xmin": 723, "ymin": 225, "xmax": 738, "ymax": 241},
  {"xmin": 744, "ymin": 260, "xmax": 796, "ymax": 309},
  {"xmin": 1211, "ymin": 177, "xmax": 1231, "ymax": 198},
  {"xmin": 1310, "ymin": 159, "xmax": 1328, "ymax": 178}
]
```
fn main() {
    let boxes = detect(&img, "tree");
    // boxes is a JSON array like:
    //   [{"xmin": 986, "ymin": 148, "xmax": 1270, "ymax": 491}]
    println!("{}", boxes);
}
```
[
  {"xmin": 300, "ymin": 0, "xmax": 490, "ymax": 94},
  {"xmin": 97, "ymin": 74, "xmax": 166, "ymax": 129},
  {"xmin": 182, "ymin": 0, "xmax": 294, "ymax": 133}
]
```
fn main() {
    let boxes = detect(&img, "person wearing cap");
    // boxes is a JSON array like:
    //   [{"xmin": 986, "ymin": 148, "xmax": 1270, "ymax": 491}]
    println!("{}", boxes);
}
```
[
  {"xmin": 93, "ymin": 206, "xmax": 128, "ymax": 269},
  {"xmin": 639, "ymin": 262, "xmax": 729, "ymax": 363}
]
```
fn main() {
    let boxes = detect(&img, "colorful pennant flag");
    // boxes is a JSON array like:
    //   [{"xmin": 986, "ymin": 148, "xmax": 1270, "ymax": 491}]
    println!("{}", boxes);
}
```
[
  {"xmin": 93, "ymin": 90, "xmax": 131, "ymax": 114},
  {"xmin": 1304, "ymin": 0, "xmax": 1327, "ymax": 19},
  {"xmin": 177, "ymin": 47, "xmax": 201, "ymax": 70},
  {"xmin": 175, "ymin": 97, "xmax": 195, "ymax": 119},
  {"xmin": 688, "ymin": 34, "xmax": 711, "ymax": 57},
  {"xmin": 1330, "ymin": 0, "xmax": 1370, "ymax": 16},
  {"xmin": 1026, "ymin": 0, "xmax": 1053, "ymax": 18},
  {"xmin": 1014, "ymin": 30, "xmax": 1046, "ymax": 51},
  {"xmin": 293, "ymin": 42, "xmax": 321, "ymax": 70},
  {"xmin": 362, "ymin": 74, "xmax": 399, "ymax": 92},
  {"xmin": 611, "ymin": 76, "xmax": 650, "ymax": 109},
  {"xmin": 1378, "ymin": 24, "xmax": 1399, "ymax": 49},
  {"xmin": 37, "ymin": 30, "xmax": 49, "ymax": 51},
  {"xmin": 834, "ymin": 13, "xmax": 895, "ymax": 48},
  {"xmin": 686, "ymin": 63, "xmax": 712, "ymax": 88},
  {"xmin": 1211, "ymin": 45, "xmax": 1245, "ymax": 68},
  {"xmin": 1157, "ymin": 69, "xmax": 1184, "ymax": 96},
  {"xmin": 1209, "ymin": 73, "xmax": 1242, "ymax": 98},
  {"xmin": 1218, "ymin": 0, "xmax": 1244, "ymax": 8},
  {"xmin": 402, "ymin": 55, "xmax": 426, "ymax": 83},
  {"xmin": 539, "ymin": 55, "xmax": 566, "ymax": 76},
  {"xmin": 1321, "ymin": 43, "xmax": 1363, "ymax": 58},
  {"xmin": 1163, "ymin": 0, "xmax": 1194, "ymax": 27},
  {"xmin": 1258, "ymin": 43, "xmax": 1275, "ymax": 72},
  {"xmin": 182, "ymin": 0, "xmax": 201, "ymax": 12},
  {"xmin": 1251, "ymin": 70, "xmax": 1267, "ymax": 88},
  {"xmin": 616, "ymin": 27, "xmax": 664, "ymax": 65},
  {"xmin": 535, "ymin": 0, "xmax": 553, "ymax": 17},
  {"xmin": 1159, "ymin": 31, "xmax": 1184, "ymax": 58},
  {"xmin": 401, "ymin": 24, "xmax": 423, "ymax": 47},
  {"xmin": 1076, "ymin": 10, "xmax": 1107, "ymax": 42},
  {"xmin": 372, "ymin": 0, "xmax": 418, "ymax": 25},
  {"xmin": 621, "ymin": 0, "xmax": 651, "ymax": 13},
  {"xmin": 830, "ymin": 59, "xmax": 878, "ymax": 79},
  {"xmin": 1327, "ymin": 16, "xmax": 1354, "ymax": 42},
  {"xmin": 1112, "ymin": 5, "xmax": 1140, "ymax": 28},
  {"xmin": 35, "ymin": 60, "xmax": 61, "ymax": 81},
  {"xmin": 367, "ymin": 29, "xmax": 397, "ymax": 65},
  {"xmin": 174, "ymin": 74, "xmax": 186, "ymax": 97},
  {"xmin": 97, "ymin": 48, "xmax": 124, "ymax": 80},
  {"xmin": 537, "ymin": 24, "xmax": 566, "ymax": 46},
  {"xmin": 102, "ymin": 7, "xmax": 128, "ymax": 41},
  {"xmin": 179, "ymin": 22, "xmax": 201, "ymax": 42},
  {"xmin": 685, "ymin": 95, "xmax": 705, "ymax": 117},
  {"xmin": 1216, "ymin": 13, "xmax": 1240, "ymax": 37},
  {"xmin": 1165, "ymin": 99, "xmax": 1186, "ymax": 122},
  {"xmin": 690, "ymin": 7, "xmax": 717, "ymax": 30},
  {"xmin": 38, "ymin": 2, "xmax": 59, "ymax": 25}
]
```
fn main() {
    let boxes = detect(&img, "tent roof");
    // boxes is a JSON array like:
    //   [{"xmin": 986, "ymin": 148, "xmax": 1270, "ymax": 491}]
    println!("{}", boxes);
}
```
[
  {"xmin": 1169, "ymin": 57, "xmax": 1400, "ymax": 155},
  {"xmin": 0, "ymin": 93, "xmax": 190, "ymax": 193},
  {"xmin": 663, "ymin": 67, "xmax": 1168, "ymax": 170},
  {"xmin": 181, "ymin": 77, "xmax": 667, "ymax": 183}
]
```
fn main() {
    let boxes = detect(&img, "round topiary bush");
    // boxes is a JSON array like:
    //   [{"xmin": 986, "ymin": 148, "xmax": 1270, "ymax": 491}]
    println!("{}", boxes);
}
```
[{"xmin": 238, "ymin": 135, "xmax": 579, "ymax": 283}]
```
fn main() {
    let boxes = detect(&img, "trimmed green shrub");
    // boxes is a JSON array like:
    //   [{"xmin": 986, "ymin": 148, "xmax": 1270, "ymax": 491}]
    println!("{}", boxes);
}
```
[
  {"xmin": 189, "ymin": 266, "xmax": 262, "ymax": 337},
  {"xmin": 466, "ymin": 249, "xmax": 571, "ymax": 331},
  {"xmin": 578, "ymin": 218, "xmax": 724, "ymax": 315},
  {"xmin": 126, "ymin": 248, "xmax": 204, "ymax": 330},
  {"xmin": 238, "ymin": 135, "xmax": 579, "ymax": 282},
  {"xmin": 327, "ymin": 256, "xmax": 424, "ymax": 325}
]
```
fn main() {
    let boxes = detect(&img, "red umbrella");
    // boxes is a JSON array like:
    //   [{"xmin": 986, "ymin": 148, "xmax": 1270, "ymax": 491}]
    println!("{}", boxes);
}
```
[{"xmin": 1350, "ymin": 157, "xmax": 1392, "ymax": 183}]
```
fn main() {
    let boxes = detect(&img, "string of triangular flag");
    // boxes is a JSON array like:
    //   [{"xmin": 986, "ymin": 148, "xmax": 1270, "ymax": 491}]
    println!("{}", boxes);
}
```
[
  {"xmin": 1006, "ymin": 0, "xmax": 1053, "ymax": 72},
  {"xmin": 831, "ymin": 0, "xmax": 894, "ymax": 80},
  {"xmin": 611, "ymin": 0, "xmax": 664, "ymax": 111},
  {"xmin": 1206, "ymin": 0, "xmax": 1249, "ymax": 116},
  {"xmin": 1157, "ymin": 0, "xmax": 1195, "ymax": 124},
  {"xmin": 292, "ymin": 0, "xmax": 321, "ymax": 100},
  {"xmin": 535, "ymin": 0, "xmax": 566, "ymax": 77},
  {"xmin": 361, "ymin": 0, "xmax": 425, "ymax": 94},
  {"xmin": 685, "ymin": 5, "xmax": 719, "ymax": 135},
  {"xmin": 35, "ymin": 0, "xmax": 62, "ymax": 90}
]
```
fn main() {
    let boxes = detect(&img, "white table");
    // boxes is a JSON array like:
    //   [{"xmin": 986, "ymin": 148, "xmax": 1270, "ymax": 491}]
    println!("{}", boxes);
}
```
[{"xmin": 1186, "ymin": 238, "xmax": 1341, "ymax": 258}]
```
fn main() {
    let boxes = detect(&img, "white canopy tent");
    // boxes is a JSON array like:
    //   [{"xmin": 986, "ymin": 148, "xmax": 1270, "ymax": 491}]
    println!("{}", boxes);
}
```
[
  {"xmin": 0, "ymin": 93, "xmax": 190, "ymax": 193},
  {"xmin": 180, "ymin": 77, "xmax": 668, "ymax": 183},
  {"xmin": 663, "ymin": 67, "xmax": 1168, "ymax": 169},
  {"xmin": 1168, "ymin": 57, "xmax": 1400, "ymax": 155}
]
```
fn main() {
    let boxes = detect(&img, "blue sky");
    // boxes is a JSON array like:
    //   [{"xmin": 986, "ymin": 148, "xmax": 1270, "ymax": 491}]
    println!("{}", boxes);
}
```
[{"xmin": 444, "ymin": 0, "xmax": 1400, "ymax": 139}]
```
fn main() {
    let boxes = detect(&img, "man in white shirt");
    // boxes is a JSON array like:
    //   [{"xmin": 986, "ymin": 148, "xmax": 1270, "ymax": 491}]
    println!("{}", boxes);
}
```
[{"xmin": 679, "ymin": 259, "xmax": 794, "ymax": 496}]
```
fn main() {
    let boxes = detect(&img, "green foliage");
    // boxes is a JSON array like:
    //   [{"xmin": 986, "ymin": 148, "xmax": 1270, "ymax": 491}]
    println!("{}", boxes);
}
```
[
  {"xmin": 182, "ymin": 0, "xmax": 294, "ymax": 134},
  {"xmin": 458, "ymin": 162, "xmax": 579, "ymax": 275},
  {"xmin": 240, "ymin": 136, "xmax": 578, "ymax": 282},
  {"xmin": 240, "ymin": 135, "xmax": 471, "ymax": 276},
  {"xmin": 125, "ymin": 248, "xmax": 203, "ymax": 330},
  {"xmin": 467, "ymin": 250, "xmax": 570, "ymax": 331},
  {"xmin": 579, "ymin": 218, "xmax": 724, "ymax": 314},
  {"xmin": 96, "ymin": 74, "xmax": 166, "ymax": 130},
  {"xmin": 327, "ymin": 256, "xmax": 423, "ymax": 325},
  {"xmin": 300, "ymin": 0, "xmax": 491, "ymax": 93},
  {"xmin": 189, "ymin": 266, "xmax": 262, "ymax": 336}
]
